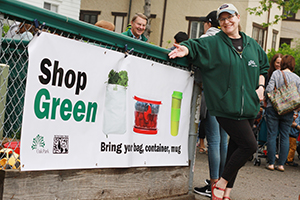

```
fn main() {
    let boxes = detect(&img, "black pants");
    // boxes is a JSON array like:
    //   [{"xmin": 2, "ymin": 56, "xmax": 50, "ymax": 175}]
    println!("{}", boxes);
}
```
[
  {"xmin": 198, "ymin": 120, "xmax": 206, "ymax": 139},
  {"xmin": 216, "ymin": 117, "xmax": 257, "ymax": 188}
]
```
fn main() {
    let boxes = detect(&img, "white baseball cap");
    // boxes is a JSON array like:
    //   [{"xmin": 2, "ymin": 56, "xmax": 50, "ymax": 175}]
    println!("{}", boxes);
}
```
[{"xmin": 217, "ymin": 3, "xmax": 239, "ymax": 20}]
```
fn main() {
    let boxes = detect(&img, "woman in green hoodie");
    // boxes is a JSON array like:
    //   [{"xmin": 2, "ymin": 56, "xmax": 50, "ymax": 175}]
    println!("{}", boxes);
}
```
[{"xmin": 169, "ymin": 3, "xmax": 269, "ymax": 200}]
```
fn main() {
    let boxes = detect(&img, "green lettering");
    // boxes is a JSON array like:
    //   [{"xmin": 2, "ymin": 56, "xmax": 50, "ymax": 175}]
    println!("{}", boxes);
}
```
[
  {"xmin": 73, "ymin": 100, "xmax": 85, "ymax": 122},
  {"xmin": 51, "ymin": 98, "xmax": 60, "ymax": 119},
  {"xmin": 86, "ymin": 102, "xmax": 97, "ymax": 122},
  {"xmin": 60, "ymin": 99, "xmax": 72, "ymax": 121},
  {"xmin": 34, "ymin": 88, "xmax": 97, "ymax": 122},
  {"xmin": 34, "ymin": 88, "xmax": 50, "ymax": 119}
]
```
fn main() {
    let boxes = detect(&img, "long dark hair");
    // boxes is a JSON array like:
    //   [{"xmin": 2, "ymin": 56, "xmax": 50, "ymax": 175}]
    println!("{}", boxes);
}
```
[{"xmin": 268, "ymin": 53, "xmax": 283, "ymax": 78}]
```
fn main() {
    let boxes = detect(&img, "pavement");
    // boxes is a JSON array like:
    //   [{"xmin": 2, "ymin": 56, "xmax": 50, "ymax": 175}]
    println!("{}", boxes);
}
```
[{"xmin": 192, "ymin": 148, "xmax": 300, "ymax": 200}]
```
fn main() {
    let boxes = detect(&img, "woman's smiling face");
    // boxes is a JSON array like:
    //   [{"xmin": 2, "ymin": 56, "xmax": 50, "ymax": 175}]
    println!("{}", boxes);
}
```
[{"xmin": 219, "ymin": 12, "xmax": 240, "ymax": 38}]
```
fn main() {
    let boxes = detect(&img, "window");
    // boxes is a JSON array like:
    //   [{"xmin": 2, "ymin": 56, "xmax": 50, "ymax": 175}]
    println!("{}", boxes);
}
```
[
  {"xmin": 252, "ymin": 23, "xmax": 266, "ymax": 48},
  {"xmin": 272, "ymin": 30, "xmax": 279, "ymax": 49},
  {"xmin": 186, "ymin": 17, "xmax": 204, "ymax": 39},
  {"xmin": 283, "ymin": 1, "xmax": 296, "ymax": 20},
  {"xmin": 279, "ymin": 38, "xmax": 292, "ymax": 47},
  {"xmin": 80, "ymin": 10, "xmax": 101, "ymax": 25},
  {"xmin": 44, "ymin": 2, "xmax": 58, "ymax": 13},
  {"xmin": 190, "ymin": 21, "xmax": 205, "ymax": 39},
  {"xmin": 112, "ymin": 12, "xmax": 127, "ymax": 33}
]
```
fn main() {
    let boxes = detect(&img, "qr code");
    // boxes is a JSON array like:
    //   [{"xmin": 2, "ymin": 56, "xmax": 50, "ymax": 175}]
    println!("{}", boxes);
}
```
[{"xmin": 53, "ymin": 135, "xmax": 69, "ymax": 154}]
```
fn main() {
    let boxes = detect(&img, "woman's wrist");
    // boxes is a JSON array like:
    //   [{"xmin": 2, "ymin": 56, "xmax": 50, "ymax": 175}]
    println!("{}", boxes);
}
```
[
  {"xmin": 184, "ymin": 46, "xmax": 189, "ymax": 56},
  {"xmin": 258, "ymin": 84, "xmax": 265, "ymax": 89}
]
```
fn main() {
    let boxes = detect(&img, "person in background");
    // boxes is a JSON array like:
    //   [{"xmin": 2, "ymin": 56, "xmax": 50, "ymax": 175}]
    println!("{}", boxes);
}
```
[
  {"xmin": 11, "ymin": 23, "xmax": 37, "ymax": 40},
  {"xmin": 122, "ymin": 13, "xmax": 148, "ymax": 42},
  {"xmin": 193, "ymin": 10, "xmax": 228, "ymax": 199},
  {"xmin": 197, "ymin": 116, "xmax": 207, "ymax": 154},
  {"xmin": 168, "ymin": 31, "xmax": 189, "ymax": 50},
  {"xmin": 263, "ymin": 53, "xmax": 283, "ymax": 108},
  {"xmin": 95, "ymin": 20, "xmax": 115, "ymax": 31},
  {"xmin": 169, "ymin": 3, "xmax": 269, "ymax": 199},
  {"xmin": 267, "ymin": 53, "xmax": 283, "ymax": 84},
  {"xmin": 286, "ymin": 109, "xmax": 300, "ymax": 167},
  {"xmin": 265, "ymin": 55, "xmax": 300, "ymax": 172}
]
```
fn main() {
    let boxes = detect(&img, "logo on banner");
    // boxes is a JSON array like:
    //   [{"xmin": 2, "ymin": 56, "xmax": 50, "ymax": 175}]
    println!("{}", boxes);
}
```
[
  {"xmin": 31, "ymin": 134, "xmax": 49, "ymax": 154},
  {"xmin": 53, "ymin": 135, "xmax": 69, "ymax": 154}
]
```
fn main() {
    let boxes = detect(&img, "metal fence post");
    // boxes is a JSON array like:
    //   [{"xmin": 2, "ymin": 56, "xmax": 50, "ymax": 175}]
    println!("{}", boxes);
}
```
[{"xmin": 188, "ymin": 81, "xmax": 201, "ymax": 192}]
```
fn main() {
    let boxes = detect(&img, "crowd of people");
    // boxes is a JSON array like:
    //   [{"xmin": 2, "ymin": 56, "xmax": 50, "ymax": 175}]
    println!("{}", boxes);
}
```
[
  {"xmin": 168, "ymin": 3, "xmax": 300, "ymax": 200},
  {"xmin": 5, "ymin": 4, "xmax": 300, "ymax": 200},
  {"xmin": 93, "ymin": 4, "xmax": 300, "ymax": 200}
]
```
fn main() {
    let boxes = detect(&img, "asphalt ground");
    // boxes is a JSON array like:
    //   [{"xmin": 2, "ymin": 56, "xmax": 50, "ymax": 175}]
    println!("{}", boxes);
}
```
[{"xmin": 192, "ymin": 148, "xmax": 300, "ymax": 200}]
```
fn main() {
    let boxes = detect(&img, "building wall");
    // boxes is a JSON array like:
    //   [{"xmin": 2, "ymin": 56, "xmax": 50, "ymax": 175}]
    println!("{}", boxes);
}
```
[
  {"xmin": 281, "ymin": 11, "xmax": 300, "ymax": 48},
  {"xmin": 18, "ymin": 0, "xmax": 81, "ymax": 20},
  {"xmin": 245, "ymin": 0, "xmax": 282, "ymax": 51},
  {"xmin": 80, "ymin": 0, "xmax": 284, "ymax": 52}
]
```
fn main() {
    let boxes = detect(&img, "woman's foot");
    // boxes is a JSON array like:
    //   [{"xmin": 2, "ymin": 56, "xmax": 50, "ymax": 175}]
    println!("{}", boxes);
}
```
[
  {"xmin": 199, "ymin": 147, "xmax": 207, "ymax": 154},
  {"xmin": 285, "ymin": 160, "xmax": 298, "ymax": 167},
  {"xmin": 223, "ymin": 188, "xmax": 232, "ymax": 200},
  {"xmin": 275, "ymin": 165, "xmax": 284, "ymax": 172},
  {"xmin": 211, "ymin": 181, "xmax": 225, "ymax": 200},
  {"xmin": 265, "ymin": 164, "xmax": 274, "ymax": 171}
]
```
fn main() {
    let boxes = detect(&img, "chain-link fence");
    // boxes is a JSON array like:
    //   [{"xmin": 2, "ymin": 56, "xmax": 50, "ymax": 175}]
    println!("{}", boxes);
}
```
[{"xmin": 0, "ymin": 0, "xmax": 191, "ymax": 170}]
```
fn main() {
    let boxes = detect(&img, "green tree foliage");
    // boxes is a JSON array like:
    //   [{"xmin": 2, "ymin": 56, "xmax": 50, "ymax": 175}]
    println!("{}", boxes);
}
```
[
  {"xmin": 2, "ymin": 24, "xmax": 9, "ymax": 37},
  {"xmin": 267, "ymin": 41, "xmax": 300, "ymax": 76},
  {"xmin": 247, "ymin": 0, "xmax": 300, "ymax": 27}
]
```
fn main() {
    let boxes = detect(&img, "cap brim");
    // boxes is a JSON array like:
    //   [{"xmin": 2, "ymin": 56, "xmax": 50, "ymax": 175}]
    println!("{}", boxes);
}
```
[
  {"xmin": 217, "ymin": 10, "xmax": 236, "ymax": 19},
  {"xmin": 199, "ymin": 16, "xmax": 207, "ymax": 21}
]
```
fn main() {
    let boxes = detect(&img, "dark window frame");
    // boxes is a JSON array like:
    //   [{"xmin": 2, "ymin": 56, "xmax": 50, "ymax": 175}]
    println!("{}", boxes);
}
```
[
  {"xmin": 80, "ymin": 10, "xmax": 101, "ymax": 24},
  {"xmin": 280, "ymin": 38, "xmax": 292, "ymax": 47},
  {"xmin": 185, "ymin": 16, "xmax": 204, "ymax": 38},
  {"xmin": 111, "ymin": 12, "xmax": 127, "ymax": 33},
  {"xmin": 252, "ymin": 22, "xmax": 267, "ymax": 48},
  {"xmin": 272, "ymin": 29, "xmax": 279, "ymax": 49}
]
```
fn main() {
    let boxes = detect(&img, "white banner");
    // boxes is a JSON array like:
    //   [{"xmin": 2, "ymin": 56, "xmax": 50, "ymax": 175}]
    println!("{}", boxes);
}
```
[{"xmin": 20, "ymin": 32, "xmax": 193, "ymax": 171}]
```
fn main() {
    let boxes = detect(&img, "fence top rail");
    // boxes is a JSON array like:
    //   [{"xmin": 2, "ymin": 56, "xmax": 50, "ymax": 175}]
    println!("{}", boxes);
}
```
[{"xmin": 0, "ymin": 0, "xmax": 190, "ymax": 68}]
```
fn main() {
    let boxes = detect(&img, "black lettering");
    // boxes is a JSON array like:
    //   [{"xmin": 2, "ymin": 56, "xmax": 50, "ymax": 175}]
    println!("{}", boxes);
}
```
[
  {"xmin": 100, "ymin": 142, "xmax": 106, "ymax": 151},
  {"xmin": 39, "ymin": 58, "xmax": 51, "ymax": 84},
  {"xmin": 65, "ymin": 70, "xmax": 76, "ymax": 88},
  {"xmin": 116, "ymin": 143, "xmax": 122, "ymax": 154},
  {"xmin": 75, "ymin": 72, "xmax": 87, "ymax": 95},
  {"xmin": 52, "ymin": 60, "xmax": 64, "ymax": 87}
]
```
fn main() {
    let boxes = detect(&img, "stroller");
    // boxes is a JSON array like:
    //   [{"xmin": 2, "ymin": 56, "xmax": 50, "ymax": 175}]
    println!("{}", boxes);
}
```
[
  {"xmin": 297, "ymin": 134, "xmax": 300, "ymax": 160},
  {"xmin": 251, "ymin": 107, "xmax": 268, "ymax": 166}
]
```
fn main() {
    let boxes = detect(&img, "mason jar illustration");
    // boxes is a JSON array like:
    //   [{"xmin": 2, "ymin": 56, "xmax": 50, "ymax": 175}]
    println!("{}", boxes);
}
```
[{"xmin": 133, "ymin": 96, "xmax": 162, "ymax": 135}]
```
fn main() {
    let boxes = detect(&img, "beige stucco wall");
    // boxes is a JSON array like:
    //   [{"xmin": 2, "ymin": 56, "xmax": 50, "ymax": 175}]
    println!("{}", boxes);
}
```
[
  {"xmin": 163, "ymin": 1, "xmax": 217, "ymax": 48},
  {"xmin": 281, "ymin": 11, "xmax": 300, "ymax": 48},
  {"xmin": 80, "ymin": 0, "xmax": 129, "ymax": 24},
  {"xmin": 80, "ymin": 0, "xmax": 284, "ymax": 51},
  {"xmin": 245, "ymin": 0, "xmax": 282, "ymax": 51}
]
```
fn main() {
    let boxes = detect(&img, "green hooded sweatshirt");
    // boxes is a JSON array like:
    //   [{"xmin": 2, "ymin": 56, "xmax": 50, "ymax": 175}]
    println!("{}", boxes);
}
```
[
  {"xmin": 122, "ymin": 29, "xmax": 148, "ymax": 42},
  {"xmin": 181, "ymin": 31, "xmax": 269, "ymax": 120}
]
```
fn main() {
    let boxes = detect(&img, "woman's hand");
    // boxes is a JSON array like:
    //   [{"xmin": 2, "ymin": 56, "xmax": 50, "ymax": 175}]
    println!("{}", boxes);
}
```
[
  {"xmin": 292, "ymin": 121, "xmax": 297, "ymax": 128},
  {"xmin": 256, "ymin": 75, "xmax": 265, "ymax": 101},
  {"xmin": 256, "ymin": 86, "xmax": 264, "ymax": 101},
  {"xmin": 168, "ymin": 43, "xmax": 189, "ymax": 59}
]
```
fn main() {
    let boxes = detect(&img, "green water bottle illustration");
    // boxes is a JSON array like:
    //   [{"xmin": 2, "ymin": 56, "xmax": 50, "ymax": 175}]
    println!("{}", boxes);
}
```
[{"xmin": 171, "ymin": 91, "xmax": 182, "ymax": 136}]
